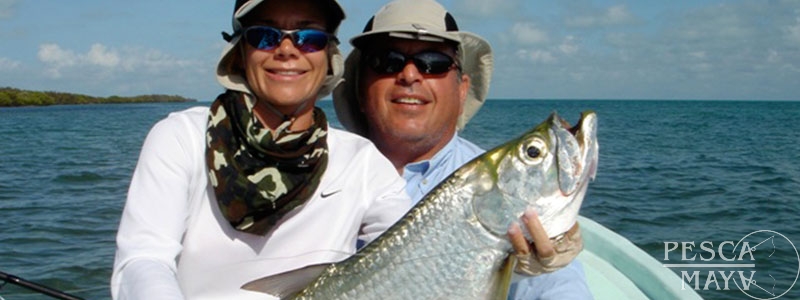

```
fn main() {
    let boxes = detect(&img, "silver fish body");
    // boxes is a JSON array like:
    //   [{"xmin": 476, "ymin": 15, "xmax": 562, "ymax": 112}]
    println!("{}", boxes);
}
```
[{"xmin": 245, "ymin": 111, "xmax": 599, "ymax": 300}]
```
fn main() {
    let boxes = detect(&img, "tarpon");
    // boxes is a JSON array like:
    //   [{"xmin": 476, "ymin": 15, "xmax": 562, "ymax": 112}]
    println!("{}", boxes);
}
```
[{"xmin": 244, "ymin": 111, "xmax": 599, "ymax": 299}]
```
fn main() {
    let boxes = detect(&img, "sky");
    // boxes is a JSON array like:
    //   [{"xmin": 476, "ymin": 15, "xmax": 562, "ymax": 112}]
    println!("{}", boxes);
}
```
[{"xmin": 1, "ymin": 0, "xmax": 799, "ymax": 101}]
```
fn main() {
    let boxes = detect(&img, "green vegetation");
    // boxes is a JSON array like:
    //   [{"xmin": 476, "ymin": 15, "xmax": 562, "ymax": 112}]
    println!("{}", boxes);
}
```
[{"xmin": 0, "ymin": 87, "xmax": 196, "ymax": 107}]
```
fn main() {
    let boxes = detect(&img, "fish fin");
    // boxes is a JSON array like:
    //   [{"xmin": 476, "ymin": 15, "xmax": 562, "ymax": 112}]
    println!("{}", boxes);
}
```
[
  {"xmin": 241, "ymin": 264, "xmax": 329, "ymax": 298},
  {"xmin": 490, "ymin": 255, "xmax": 516, "ymax": 300}
]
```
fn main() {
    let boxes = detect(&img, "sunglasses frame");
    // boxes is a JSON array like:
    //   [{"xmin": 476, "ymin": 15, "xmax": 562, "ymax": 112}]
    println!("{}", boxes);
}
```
[
  {"xmin": 365, "ymin": 50, "xmax": 460, "ymax": 75},
  {"xmin": 242, "ymin": 26, "xmax": 338, "ymax": 53}
]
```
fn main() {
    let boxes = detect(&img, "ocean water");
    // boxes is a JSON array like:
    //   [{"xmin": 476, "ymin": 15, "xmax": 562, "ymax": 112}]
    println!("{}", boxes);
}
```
[{"xmin": 1, "ymin": 100, "xmax": 799, "ymax": 299}]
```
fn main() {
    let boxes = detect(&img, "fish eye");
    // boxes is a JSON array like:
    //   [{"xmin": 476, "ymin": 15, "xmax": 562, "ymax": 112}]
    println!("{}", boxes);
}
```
[
  {"xmin": 520, "ymin": 138, "xmax": 547, "ymax": 164},
  {"xmin": 526, "ymin": 146, "xmax": 541, "ymax": 158}
]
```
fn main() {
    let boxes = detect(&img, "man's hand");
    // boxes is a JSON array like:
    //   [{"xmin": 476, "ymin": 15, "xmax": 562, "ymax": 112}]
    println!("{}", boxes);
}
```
[{"xmin": 506, "ymin": 209, "xmax": 583, "ymax": 276}]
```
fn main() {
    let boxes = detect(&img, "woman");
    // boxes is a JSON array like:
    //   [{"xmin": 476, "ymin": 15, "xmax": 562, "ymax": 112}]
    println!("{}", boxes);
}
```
[{"xmin": 110, "ymin": 0, "xmax": 410, "ymax": 299}]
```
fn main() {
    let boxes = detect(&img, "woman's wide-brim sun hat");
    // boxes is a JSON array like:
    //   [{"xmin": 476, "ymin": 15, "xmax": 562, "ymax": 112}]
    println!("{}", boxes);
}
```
[
  {"xmin": 333, "ymin": 0, "xmax": 493, "ymax": 136},
  {"xmin": 216, "ymin": 0, "xmax": 346, "ymax": 99}
]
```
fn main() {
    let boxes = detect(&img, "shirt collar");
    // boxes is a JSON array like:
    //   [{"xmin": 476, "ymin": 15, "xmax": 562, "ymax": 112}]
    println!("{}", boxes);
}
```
[{"xmin": 403, "ymin": 134, "xmax": 460, "ymax": 177}]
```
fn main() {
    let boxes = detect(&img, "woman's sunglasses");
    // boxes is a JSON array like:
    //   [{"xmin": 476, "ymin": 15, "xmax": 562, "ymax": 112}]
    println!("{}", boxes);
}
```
[
  {"xmin": 365, "ymin": 50, "xmax": 459, "ymax": 75},
  {"xmin": 243, "ymin": 26, "xmax": 337, "ymax": 53}
]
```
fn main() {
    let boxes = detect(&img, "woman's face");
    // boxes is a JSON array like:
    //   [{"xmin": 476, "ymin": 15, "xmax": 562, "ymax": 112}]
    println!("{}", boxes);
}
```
[{"xmin": 241, "ymin": 0, "xmax": 330, "ymax": 115}]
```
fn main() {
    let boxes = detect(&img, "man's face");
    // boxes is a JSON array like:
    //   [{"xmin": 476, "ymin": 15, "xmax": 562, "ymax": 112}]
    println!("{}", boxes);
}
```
[{"xmin": 360, "ymin": 38, "xmax": 470, "ymax": 162}]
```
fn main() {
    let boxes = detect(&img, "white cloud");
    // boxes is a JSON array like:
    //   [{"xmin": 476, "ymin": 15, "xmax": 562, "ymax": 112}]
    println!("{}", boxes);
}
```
[
  {"xmin": 767, "ymin": 49, "xmax": 780, "ymax": 63},
  {"xmin": 37, "ymin": 44, "xmax": 76, "ymax": 65},
  {"xmin": 689, "ymin": 51, "xmax": 706, "ymax": 59},
  {"xmin": 516, "ymin": 49, "xmax": 556, "ymax": 63},
  {"xmin": 38, "ymin": 44, "xmax": 79, "ymax": 78},
  {"xmin": 488, "ymin": 1, "xmax": 800, "ymax": 100},
  {"xmin": 665, "ymin": 3, "xmax": 766, "ymax": 46},
  {"xmin": 87, "ymin": 44, "xmax": 120, "ymax": 68},
  {"xmin": 0, "ymin": 57, "xmax": 20, "ymax": 70},
  {"xmin": 511, "ymin": 22, "xmax": 549, "ymax": 45},
  {"xmin": 787, "ymin": 17, "xmax": 800, "ymax": 44},
  {"xmin": 566, "ymin": 5, "xmax": 637, "ymax": 28},
  {"xmin": 37, "ymin": 43, "xmax": 199, "ymax": 79},
  {"xmin": 453, "ymin": 0, "xmax": 520, "ymax": 17},
  {"xmin": 0, "ymin": 0, "xmax": 16, "ymax": 20},
  {"xmin": 606, "ymin": 5, "xmax": 633, "ymax": 24},
  {"xmin": 120, "ymin": 47, "xmax": 200, "ymax": 72},
  {"xmin": 559, "ymin": 36, "xmax": 579, "ymax": 55}
]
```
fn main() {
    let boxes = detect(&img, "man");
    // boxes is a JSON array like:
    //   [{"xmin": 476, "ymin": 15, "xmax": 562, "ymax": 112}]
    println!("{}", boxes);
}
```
[{"xmin": 334, "ymin": 0, "xmax": 592, "ymax": 299}]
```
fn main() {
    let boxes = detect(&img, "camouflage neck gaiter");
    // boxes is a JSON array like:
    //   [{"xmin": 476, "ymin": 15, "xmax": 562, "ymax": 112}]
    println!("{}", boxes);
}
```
[{"xmin": 205, "ymin": 90, "xmax": 329, "ymax": 235}]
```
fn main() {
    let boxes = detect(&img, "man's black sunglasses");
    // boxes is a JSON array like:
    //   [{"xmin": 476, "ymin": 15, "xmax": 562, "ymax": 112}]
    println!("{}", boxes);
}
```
[{"xmin": 365, "ymin": 50, "xmax": 459, "ymax": 75}]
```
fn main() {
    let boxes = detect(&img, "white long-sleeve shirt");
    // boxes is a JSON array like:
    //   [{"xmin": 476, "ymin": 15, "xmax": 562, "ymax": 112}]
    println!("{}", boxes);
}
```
[{"xmin": 111, "ymin": 106, "xmax": 411, "ymax": 299}]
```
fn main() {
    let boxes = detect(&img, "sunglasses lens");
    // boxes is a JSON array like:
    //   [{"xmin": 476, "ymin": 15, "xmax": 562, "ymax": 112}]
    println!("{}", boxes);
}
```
[
  {"xmin": 368, "ymin": 51, "xmax": 455, "ymax": 75},
  {"xmin": 243, "ymin": 27, "xmax": 331, "ymax": 52},
  {"xmin": 294, "ymin": 29, "xmax": 331, "ymax": 53},
  {"xmin": 368, "ymin": 51, "xmax": 406, "ymax": 74},
  {"xmin": 413, "ymin": 52, "xmax": 455, "ymax": 74},
  {"xmin": 244, "ymin": 27, "xmax": 282, "ymax": 50}
]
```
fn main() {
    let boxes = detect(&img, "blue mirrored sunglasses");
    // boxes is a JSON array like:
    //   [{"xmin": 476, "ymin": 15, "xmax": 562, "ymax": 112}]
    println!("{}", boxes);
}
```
[{"xmin": 242, "ymin": 26, "xmax": 338, "ymax": 53}]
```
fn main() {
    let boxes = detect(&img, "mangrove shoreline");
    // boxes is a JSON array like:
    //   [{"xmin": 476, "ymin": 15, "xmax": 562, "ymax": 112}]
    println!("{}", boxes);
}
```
[{"xmin": 0, "ymin": 87, "xmax": 196, "ymax": 107}]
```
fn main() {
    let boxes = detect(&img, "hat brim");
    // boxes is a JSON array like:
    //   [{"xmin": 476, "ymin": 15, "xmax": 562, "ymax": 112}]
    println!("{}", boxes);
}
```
[
  {"xmin": 333, "ymin": 32, "xmax": 493, "ymax": 136},
  {"xmin": 351, "ymin": 24, "xmax": 461, "ymax": 48}
]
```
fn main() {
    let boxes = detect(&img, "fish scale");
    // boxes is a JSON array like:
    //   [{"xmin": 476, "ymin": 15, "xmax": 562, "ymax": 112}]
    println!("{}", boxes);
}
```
[{"xmin": 297, "ymin": 174, "xmax": 509, "ymax": 299}]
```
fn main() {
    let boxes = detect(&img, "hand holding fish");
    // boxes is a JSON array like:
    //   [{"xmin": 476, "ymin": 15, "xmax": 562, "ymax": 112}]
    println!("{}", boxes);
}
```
[{"xmin": 508, "ymin": 209, "xmax": 584, "ymax": 276}]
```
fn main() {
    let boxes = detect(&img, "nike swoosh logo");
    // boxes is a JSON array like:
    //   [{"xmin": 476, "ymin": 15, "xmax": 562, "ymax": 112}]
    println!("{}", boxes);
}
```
[{"xmin": 321, "ymin": 190, "xmax": 342, "ymax": 198}]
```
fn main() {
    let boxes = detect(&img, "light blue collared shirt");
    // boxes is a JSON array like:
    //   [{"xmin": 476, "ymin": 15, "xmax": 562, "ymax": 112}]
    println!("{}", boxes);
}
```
[
  {"xmin": 402, "ymin": 134, "xmax": 483, "ymax": 204},
  {"xmin": 401, "ymin": 134, "xmax": 593, "ymax": 300}
]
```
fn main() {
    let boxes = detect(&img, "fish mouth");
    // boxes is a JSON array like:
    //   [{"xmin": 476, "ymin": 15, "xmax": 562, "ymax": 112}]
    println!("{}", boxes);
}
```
[
  {"xmin": 557, "ymin": 111, "xmax": 595, "ymax": 140},
  {"xmin": 555, "ymin": 111, "xmax": 598, "ymax": 158},
  {"xmin": 552, "ymin": 110, "xmax": 599, "ymax": 195}
]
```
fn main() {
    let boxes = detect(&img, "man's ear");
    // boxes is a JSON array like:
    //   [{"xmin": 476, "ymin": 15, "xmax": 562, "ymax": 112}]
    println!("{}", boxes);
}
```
[{"xmin": 459, "ymin": 74, "xmax": 471, "ymax": 109}]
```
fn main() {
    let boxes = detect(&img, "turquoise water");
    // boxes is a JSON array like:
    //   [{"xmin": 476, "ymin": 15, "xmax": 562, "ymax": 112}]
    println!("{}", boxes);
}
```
[{"xmin": 1, "ymin": 100, "xmax": 799, "ymax": 299}]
